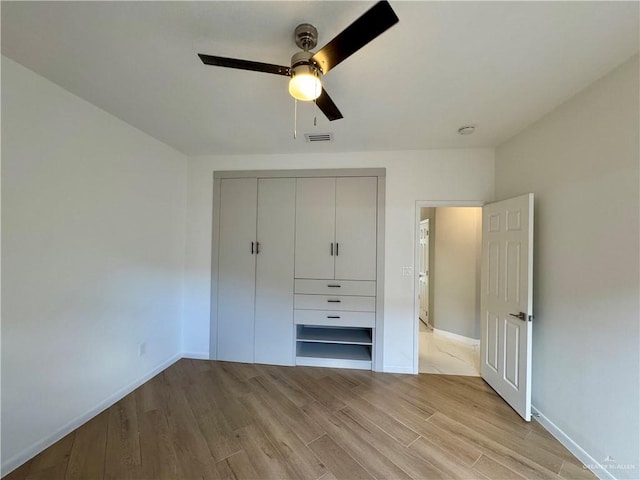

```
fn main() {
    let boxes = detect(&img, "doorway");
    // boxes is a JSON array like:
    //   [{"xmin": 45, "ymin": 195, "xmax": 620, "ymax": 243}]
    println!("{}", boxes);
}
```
[
  {"xmin": 414, "ymin": 202, "xmax": 483, "ymax": 376},
  {"xmin": 418, "ymin": 218, "xmax": 430, "ymax": 325}
]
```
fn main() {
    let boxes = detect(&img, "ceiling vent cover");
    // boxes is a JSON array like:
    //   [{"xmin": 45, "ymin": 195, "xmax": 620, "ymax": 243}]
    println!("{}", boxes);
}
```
[{"xmin": 304, "ymin": 133, "xmax": 333, "ymax": 143}]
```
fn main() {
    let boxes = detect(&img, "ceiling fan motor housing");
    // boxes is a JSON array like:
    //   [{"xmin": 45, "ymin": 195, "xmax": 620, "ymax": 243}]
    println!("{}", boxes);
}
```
[
  {"xmin": 290, "ymin": 50, "xmax": 323, "ymax": 86},
  {"xmin": 290, "ymin": 51, "xmax": 319, "ymax": 72}
]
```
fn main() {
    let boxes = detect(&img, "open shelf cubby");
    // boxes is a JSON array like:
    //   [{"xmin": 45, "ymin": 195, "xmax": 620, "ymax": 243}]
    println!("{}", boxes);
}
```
[
  {"xmin": 295, "ymin": 325, "xmax": 373, "ymax": 369},
  {"xmin": 296, "ymin": 325, "xmax": 373, "ymax": 345}
]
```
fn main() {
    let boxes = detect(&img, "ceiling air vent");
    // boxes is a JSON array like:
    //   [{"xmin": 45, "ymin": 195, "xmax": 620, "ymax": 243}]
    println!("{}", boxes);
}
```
[{"xmin": 304, "ymin": 133, "xmax": 333, "ymax": 143}]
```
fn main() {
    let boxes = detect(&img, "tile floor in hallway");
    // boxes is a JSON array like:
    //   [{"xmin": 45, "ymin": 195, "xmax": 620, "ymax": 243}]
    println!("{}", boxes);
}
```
[{"xmin": 418, "ymin": 320, "xmax": 480, "ymax": 376}]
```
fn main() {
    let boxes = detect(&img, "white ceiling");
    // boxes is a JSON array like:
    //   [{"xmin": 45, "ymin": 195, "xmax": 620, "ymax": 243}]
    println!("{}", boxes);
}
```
[{"xmin": 2, "ymin": 1, "xmax": 638, "ymax": 156}]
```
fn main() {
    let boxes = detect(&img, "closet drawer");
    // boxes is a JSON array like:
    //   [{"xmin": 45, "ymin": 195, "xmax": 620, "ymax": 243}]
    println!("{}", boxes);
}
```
[
  {"xmin": 294, "ymin": 279, "xmax": 376, "ymax": 296},
  {"xmin": 294, "ymin": 294, "xmax": 375, "ymax": 312},
  {"xmin": 294, "ymin": 310, "xmax": 375, "ymax": 328}
]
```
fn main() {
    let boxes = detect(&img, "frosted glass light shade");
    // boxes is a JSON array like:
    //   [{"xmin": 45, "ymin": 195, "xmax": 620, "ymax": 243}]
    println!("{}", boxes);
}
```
[{"xmin": 289, "ymin": 71, "xmax": 322, "ymax": 101}]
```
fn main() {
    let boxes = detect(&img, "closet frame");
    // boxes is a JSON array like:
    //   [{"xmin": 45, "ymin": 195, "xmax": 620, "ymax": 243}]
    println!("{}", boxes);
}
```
[{"xmin": 210, "ymin": 168, "xmax": 386, "ymax": 371}]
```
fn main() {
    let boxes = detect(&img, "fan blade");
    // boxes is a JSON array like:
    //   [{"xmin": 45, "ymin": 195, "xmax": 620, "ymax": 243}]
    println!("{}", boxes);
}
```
[
  {"xmin": 311, "ymin": 1, "xmax": 398, "ymax": 74},
  {"xmin": 315, "ymin": 88, "xmax": 343, "ymax": 121},
  {"xmin": 198, "ymin": 54, "xmax": 290, "ymax": 76}
]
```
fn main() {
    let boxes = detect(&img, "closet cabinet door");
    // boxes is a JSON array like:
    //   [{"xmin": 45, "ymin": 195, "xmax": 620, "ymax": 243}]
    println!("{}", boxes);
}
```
[
  {"xmin": 295, "ymin": 177, "xmax": 336, "ymax": 279},
  {"xmin": 254, "ymin": 178, "xmax": 296, "ymax": 365},
  {"xmin": 217, "ymin": 178, "xmax": 257, "ymax": 363},
  {"xmin": 335, "ymin": 177, "xmax": 377, "ymax": 280}
]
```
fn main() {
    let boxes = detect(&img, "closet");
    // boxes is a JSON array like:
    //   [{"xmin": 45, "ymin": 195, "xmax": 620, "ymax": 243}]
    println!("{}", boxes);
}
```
[
  {"xmin": 216, "ymin": 177, "xmax": 295, "ymax": 365},
  {"xmin": 294, "ymin": 177, "xmax": 377, "ymax": 280},
  {"xmin": 293, "ymin": 177, "xmax": 377, "ymax": 369},
  {"xmin": 212, "ymin": 170, "xmax": 383, "ymax": 370}
]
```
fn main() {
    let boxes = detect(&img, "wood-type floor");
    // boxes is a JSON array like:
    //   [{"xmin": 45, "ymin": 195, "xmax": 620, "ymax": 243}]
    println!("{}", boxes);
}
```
[{"xmin": 5, "ymin": 359, "xmax": 595, "ymax": 480}]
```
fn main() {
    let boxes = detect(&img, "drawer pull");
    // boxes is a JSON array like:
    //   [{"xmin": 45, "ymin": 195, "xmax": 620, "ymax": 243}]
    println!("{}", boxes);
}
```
[
  {"xmin": 327, "ymin": 299, "xmax": 341, "ymax": 303},
  {"xmin": 327, "ymin": 315, "xmax": 341, "ymax": 319},
  {"xmin": 327, "ymin": 284, "xmax": 341, "ymax": 288}
]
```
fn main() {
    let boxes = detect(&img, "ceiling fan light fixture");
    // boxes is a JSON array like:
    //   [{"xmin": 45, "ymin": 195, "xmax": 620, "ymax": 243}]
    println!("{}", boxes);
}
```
[
  {"xmin": 289, "ymin": 63, "xmax": 322, "ymax": 101},
  {"xmin": 198, "ymin": 0, "xmax": 399, "ymax": 121}
]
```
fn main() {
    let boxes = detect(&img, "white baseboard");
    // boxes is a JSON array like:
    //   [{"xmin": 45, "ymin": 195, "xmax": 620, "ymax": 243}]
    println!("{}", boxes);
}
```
[
  {"xmin": 433, "ymin": 328, "xmax": 480, "ymax": 346},
  {"xmin": 383, "ymin": 365, "xmax": 414, "ymax": 374},
  {"xmin": 1, "ymin": 354, "xmax": 182, "ymax": 478},
  {"xmin": 182, "ymin": 351, "xmax": 210, "ymax": 360},
  {"xmin": 531, "ymin": 406, "xmax": 617, "ymax": 480}
]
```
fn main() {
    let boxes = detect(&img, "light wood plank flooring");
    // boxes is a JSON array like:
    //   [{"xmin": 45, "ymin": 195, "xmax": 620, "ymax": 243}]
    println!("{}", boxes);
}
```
[{"xmin": 4, "ymin": 359, "xmax": 595, "ymax": 480}]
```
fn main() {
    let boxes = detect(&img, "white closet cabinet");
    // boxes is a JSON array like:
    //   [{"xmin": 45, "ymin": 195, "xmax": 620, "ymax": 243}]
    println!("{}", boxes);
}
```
[
  {"xmin": 254, "ymin": 178, "xmax": 296, "ymax": 365},
  {"xmin": 295, "ymin": 177, "xmax": 377, "ymax": 280},
  {"xmin": 293, "ymin": 176, "xmax": 378, "ymax": 370},
  {"xmin": 216, "ymin": 177, "xmax": 295, "ymax": 365},
  {"xmin": 335, "ymin": 177, "xmax": 378, "ymax": 280},
  {"xmin": 217, "ymin": 178, "xmax": 257, "ymax": 363},
  {"xmin": 294, "ymin": 178, "xmax": 336, "ymax": 279}
]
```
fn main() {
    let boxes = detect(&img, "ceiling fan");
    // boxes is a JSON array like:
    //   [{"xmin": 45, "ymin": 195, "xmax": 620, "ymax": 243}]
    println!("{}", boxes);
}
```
[{"xmin": 198, "ymin": 1, "xmax": 399, "ymax": 121}]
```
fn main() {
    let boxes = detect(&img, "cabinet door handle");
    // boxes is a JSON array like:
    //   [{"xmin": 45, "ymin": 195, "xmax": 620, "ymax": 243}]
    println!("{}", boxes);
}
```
[
  {"xmin": 251, "ymin": 241, "xmax": 254, "ymax": 254},
  {"xmin": 330, "ymin": 242, "xmax": 334, "ymax": 256},
  {"xmin": 327, "ymin": 315, "xmax": 341, "ymax": 319},
  {"xmin": 336, "ymin": 242, "xmax": 339, "ymax": 256},
  {"xmin": 327, "ymin": 284, "xmax": 341, "ymax": 288},
  {"xmin": 256, "ymin": 242, "xmax": 260, "ymax": 254},
  {"xmin": 327, "ymin": 299, "xmax": 341, "ymax": 303}
]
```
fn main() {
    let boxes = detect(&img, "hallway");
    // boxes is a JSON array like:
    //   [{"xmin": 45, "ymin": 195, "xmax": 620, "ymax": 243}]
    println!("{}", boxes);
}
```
[{"xmin": 418, "ymin": 321, "xmax": 480, "ymax": 376}]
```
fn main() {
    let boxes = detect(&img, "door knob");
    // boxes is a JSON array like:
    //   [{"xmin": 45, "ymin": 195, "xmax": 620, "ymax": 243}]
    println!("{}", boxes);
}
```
[{"xmin": 509, "ymin": 312, "xmax": 528, "ymax": 321}]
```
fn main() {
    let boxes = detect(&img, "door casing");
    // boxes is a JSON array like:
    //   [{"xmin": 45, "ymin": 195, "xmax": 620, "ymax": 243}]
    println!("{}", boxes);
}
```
[{"xmin": 418, "ymin": 219, "xmax": 430, "ymax": 324}]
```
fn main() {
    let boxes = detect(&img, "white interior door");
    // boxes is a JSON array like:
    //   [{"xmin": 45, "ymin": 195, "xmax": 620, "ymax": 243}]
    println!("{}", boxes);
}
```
[
  {"xmin": 217, "ymin": 178, "xmax": 258, "ymax": 363},
  {"xmin": 254, "ymin": 178, "xmax": 296, "ymax": 366},
  {"xmin": 480, "ymin": 193, "xmax": 534, "ymax": 421},
  {"xmin": 419, "ymin": 219, "xmax": 429, "ymax": 322},
  {"xmin": 335, "ymin": 177, "xmax": 377, "ymax": 280}
]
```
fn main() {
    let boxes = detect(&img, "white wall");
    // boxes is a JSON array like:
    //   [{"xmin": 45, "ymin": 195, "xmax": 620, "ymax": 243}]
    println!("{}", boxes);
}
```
[
  {"xmin": 432, "ymin": 207, "xmax": 482, "ymax": 339},
  {"xmin": 495, "ymin": 55, "xmax": 639, "ymax": 478},
  {"xmin": 1, "ymin": 57, "xmax": 187, "ymax": 473},
  {"xmin": 183, "ymin": 149, "xmax": 494, "ymax": 372}
]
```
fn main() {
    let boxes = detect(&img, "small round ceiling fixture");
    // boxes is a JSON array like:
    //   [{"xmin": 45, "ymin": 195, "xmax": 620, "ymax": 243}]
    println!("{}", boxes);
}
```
[{"xmin": 457, "ymin": 125, "xmax": 476, "ymax": 135}]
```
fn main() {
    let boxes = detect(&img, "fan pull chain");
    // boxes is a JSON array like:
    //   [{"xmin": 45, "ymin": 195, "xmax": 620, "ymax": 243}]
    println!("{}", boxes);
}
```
[
  {"xmin": 313, "ymin": 98, "xmax": 317, "ymax": 127},
  {"xmin": 293, "ymin": 99, "xmax": 297, "ymax": 139}
]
